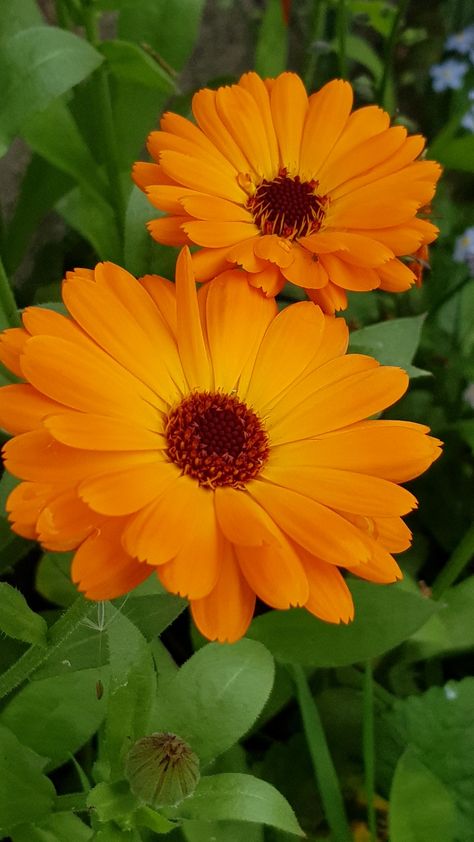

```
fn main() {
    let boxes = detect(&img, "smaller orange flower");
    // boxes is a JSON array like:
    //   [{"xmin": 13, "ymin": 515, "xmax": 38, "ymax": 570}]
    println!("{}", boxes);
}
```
[{"xmin": 133, "ymin": 71, "xmax": 441, "ymax": 313}]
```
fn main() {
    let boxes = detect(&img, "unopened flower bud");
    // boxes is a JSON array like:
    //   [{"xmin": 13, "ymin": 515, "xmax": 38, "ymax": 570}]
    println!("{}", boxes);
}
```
[{"xmin": 125, "ymin": 732, "xmax": 200, "ymax": 808}]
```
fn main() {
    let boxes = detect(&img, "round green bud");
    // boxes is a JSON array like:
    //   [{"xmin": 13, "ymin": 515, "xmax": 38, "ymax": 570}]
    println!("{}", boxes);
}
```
[{"xmin": 125, "ymin": 732, "xmax": 200, "ymax": 808}]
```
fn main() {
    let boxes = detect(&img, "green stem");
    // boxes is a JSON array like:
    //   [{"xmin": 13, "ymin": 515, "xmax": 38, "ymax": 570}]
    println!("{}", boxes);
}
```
[
  {"xmin": 54, "ymin": 792, "xmax": 89, "ymax": 813},
  {"xmin": 431, "ymin": 522, "xmax": 474, "ymax": 600},
  {"xmin": 378, "ymin": 0, "xmax": 410, "ymax": 109},
  {"xmin": 427, "ymin": 271, "xmax": 471, "ymax": 319},
  {"xmin": 304, "ymin": 0, "xmax": 326, "ymax": 89},
  {"xmin": 337, "ymin": 0, "xmax": 348, "ymax": 79},
  {"xmin": 0, "ymin": 254, "xmax": 21, "ymax": 327},
  {"xmin": 292, "ymin": 666, "xmax": 353, "ymax": 842},
  {"xmin": 363, "ymin": 662, "xmax": 377, "ymax": 842},
  {"xmin": 54, "ymin": 0, "xmax": 69, "ymax": 29},
  {"xmin": 82, "ymin": 5, "xmax": 126, "ymax": 248},
  {"xmin": 0, "ymin": 597, "xmax": 92, "ymax": 700}
]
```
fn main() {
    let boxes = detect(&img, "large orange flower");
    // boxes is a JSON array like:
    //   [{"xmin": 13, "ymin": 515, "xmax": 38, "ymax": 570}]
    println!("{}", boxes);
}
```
[
  {"xmin": 0, "ymin": 251, "xmax": 441, "ymax": 641},
  {"xmin": 133, "ymin": 72, "xmax": 441, "ymax": 313}
]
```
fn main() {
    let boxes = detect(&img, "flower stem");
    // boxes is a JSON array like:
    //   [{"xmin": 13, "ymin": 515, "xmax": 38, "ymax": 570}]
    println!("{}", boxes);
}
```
[
  {"xmin": 363, "ymin": 661, "xmax": 377, "ymax": 842},
  {"xmin": 431, "ymin": 522, "xmax": 474, "ymax": 600},
  {"xmin": 304, "ymin": 0, "xmax": 326, "ymax": 89},
  {"xmin": 378, "ymin": 0, "xmax": 410, "ymax": 109},
  {"xmin": 82, "ymin": 4, "xmax": 126, "ymax": 249},
  {"xmin": 0, "ymin": 597, "xmax": 92, "ymax": 700},
  {"xmin": 0, "ymin": 254, "xmax": 21, "ymax": 327},
  {"xmin": 292, "ymin": 665, "xmax": 353, "ymax": 842},
  {"xmin": 337, "ymin": 0, "xmax": 348, "ymax": 79}
]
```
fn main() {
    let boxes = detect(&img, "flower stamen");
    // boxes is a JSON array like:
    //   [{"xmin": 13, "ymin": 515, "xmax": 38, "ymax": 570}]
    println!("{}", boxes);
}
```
[{"xmin": 248, "ymin": 168, "xmax": 329, "ymax": 239}]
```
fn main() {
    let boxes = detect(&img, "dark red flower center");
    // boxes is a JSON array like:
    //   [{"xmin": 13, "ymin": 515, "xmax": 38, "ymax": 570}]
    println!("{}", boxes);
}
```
[
  {"xmin": 248, "ymin": 168, "xmax": 329, "ymax": 239},
  {"xmin": 165, "ymin": 392, "xmax": 270, "ymax": 488}
]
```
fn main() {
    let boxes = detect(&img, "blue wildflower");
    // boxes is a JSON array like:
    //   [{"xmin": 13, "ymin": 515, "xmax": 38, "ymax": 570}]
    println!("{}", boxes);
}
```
[
  {"xmin": 453, "ymin": 227, "xmax": 474, "ymax": 263},
  {"xmin": 445, "ymin": 25, "xmax": 474, "ymax": 55},
  {"xmin": 461, "ymin": 108, "xmax": 474, "ymax": 132},
  {"xmin": 430, "ymin": 59, "xmax": 468, "ymax": 92}
]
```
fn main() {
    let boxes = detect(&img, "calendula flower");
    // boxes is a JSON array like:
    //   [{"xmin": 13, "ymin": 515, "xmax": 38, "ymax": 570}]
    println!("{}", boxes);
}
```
[
  {"xmin": 133, "ymin": 72, "xmax": 441, "ymax": 313},
  {"xmin": 0, "ymin": 251, "xmax": 441, "ymax": 642}
]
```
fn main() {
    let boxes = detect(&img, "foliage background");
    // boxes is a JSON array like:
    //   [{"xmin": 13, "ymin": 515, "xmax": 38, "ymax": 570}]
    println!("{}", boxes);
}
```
[{"xmin": 0, "ymin": 1, "xmax": 473, "ymax": 841}]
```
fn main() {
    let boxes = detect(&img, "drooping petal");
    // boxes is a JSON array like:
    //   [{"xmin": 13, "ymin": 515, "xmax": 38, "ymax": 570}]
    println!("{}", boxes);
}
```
[
  {"xmin": 236, "ymin": 525, "xmax": 309, "ymax": 609},
  {"xmin": 298, "ymin": 548, "xmax": 354, "ymax": 623},
  {"xmin": 72, "ymin": 520, "xmax": 152, "ymax": 601},
  {"xmin": 175, "ymin": 247, "xmax": 212, "ymax": 390}
]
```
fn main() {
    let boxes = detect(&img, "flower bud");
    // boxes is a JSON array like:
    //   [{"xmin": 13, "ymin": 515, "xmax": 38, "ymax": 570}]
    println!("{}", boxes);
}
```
[{"xmin": 125, "ymin": 732, "xmax": 200, "ymax": 808}]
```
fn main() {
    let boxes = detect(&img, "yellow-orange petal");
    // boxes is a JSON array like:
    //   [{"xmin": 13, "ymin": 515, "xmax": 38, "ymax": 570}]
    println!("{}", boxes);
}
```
[
  {"xmin": 299, "ymin": 79, "xmax": 353, "ymax": 181},
  {"xmin": 216, "ymin": 84, "xmax": 275, "ymax": 180},
  {"xmin": 377, "ymin": 258, "xmax": 416, "ymax": 291},
  {"xmin": 253, "ymin": 234, "xmax": 294, "ymax": 268},
  {"xmin": 214, "ymin": 486, "xmax": 279, "ymax": 546},
  {"xmin": 306, "ymin": 282, "xmax": 348, "ymax": 314},
  {"xmin": 191, "ymin": 245, "xmax": 232, "ymax": 282},
  {"xmin": 22, "ymin": 307, "xmax": 89, "ymax": 346},
  {"xmin": 302, "ymin": 231, "xmax": 393, "ymax": 267},
  {"xmin": 205, "ymin": 269, "xmax": 276, "ymax": 392},
  {"xmin": 0, "ymin": 328, "xmax": 29, "ymax": 378},
  {"xmin": 247, "ymin": 264, "xmax": 286, "ymax": 296},
  {"xmin": 318, "ymin": 254, "xmax": 381, "ymax": 291},
  {"xmin": 0, "ymin": 384, "xmax": 64, "ymax": 435},
  {"xmin": 139, "ymin": 274, "xmax": 177, "ymax": 335},
  {"xmin": 238, "ymin": 72, "xmax": 280, "ymax": 174},
  {"xmin": 227, "ymin": 238, "xmax": 267, "ymax": 273},
  {"xmin": 348, "ymin": 541, "xmax": 402, "ymax": 584},
  {"xmin": 182, "ymin": 219, "xmax": 259, "ymax": 248},
  {"xmin": 180, "ymin": 194, "xmax": 253, "ymax": 223},
  {"xmin": 244, "ymin": 301, "xmax": 325, "ymax": 409},
  {"xmin": 160, "ymin": 150, "xmax": 245, "ymax": 203},
  {"xmin": 132, "ymin": 162, "xmax": 170, "ymax": 190},
  {"xmin": 321, "ymin": 104, "xmax": 390, "ymax": 170},
  {"xmin": 270, "ymin": 72, "xmax": 308, "ymax": 174},
  {"xmin": 79, "ymin": 460, "xmax": 178, "ymax": 516},
  {"xmin": 6, "ymin": 481, "xmax": 58, "ymax": 540},
  {"xmin": 72, "ymin": 520, "xmax": 151, "ymax": 601},
  {"xmin": 236, "ymin": 526, "xmax": 309, "ymax": 609},
  {"xmin": 282, "ymin": 245, "xmax": 329, "ymax": 289},
  {"xmin": 191, "ymin": 542, "xmax": 256, "ymax": 643},
  {"xmin": 299, "ymin": 549, "xmax": 354, "ymax": 623},
  {"xmin": 248, "ymin": 479, "xmax": 371, "ymax": 568},
  {"xmin": 37, "ymin": 489, "xmax": 102, "ymax": 552},
  {"xmin": 147, "ymin": 130, "xmax": 237, "ymax": 178},
  {"xmin": 320, "ymin": 125, "xmax": 408, "ymax": 194},
  {"xmin": 147, "ymin": 216, "xmax": 190, "ymax": 246},
  {"xmin": 157, "ymin": 491, "xmax": 220, "ymax": 599},
  {"xmin": 175, "ymin": 247, "xmax": 212, "ymax": 390},
  {"xmin": 44, "ymin": 413, "xmax": 164, "ymax": 451},
  {"xmin": 192, "ymin": 87, "xmax": 251, "ymax": 174},
  {"xmin": 373, "ymin": 516, "xmax": 412, "ymax": 553},
  {"xmin": 146, "ymin": 185, "xmax": 196, "ymax": 214}
]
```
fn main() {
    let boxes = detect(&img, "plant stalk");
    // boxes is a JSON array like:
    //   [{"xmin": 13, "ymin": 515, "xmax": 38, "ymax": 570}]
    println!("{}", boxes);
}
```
[
  {"xmin": 0, "ymin": 254, "xmax": 21, "ymax": 328},
  {"xmin": 363, "ymin": 661, "xmax": 377, "ymax": 841},
  {"xmin": 337, "ymin": 0, "xmax": 348, "ymax": 79},
  {"xmin": 431, "ymin": 522, "xmax": 474, "ymax": 599},
  {"xmin": 378, "ymin": 0, "xmax": 411, "ymax": 109}
]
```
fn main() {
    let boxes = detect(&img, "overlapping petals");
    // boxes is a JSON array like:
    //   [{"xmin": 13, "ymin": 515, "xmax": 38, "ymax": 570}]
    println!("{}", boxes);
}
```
[
  {"xmin": 133, "ymin": 72, "xmax": 441, "ymax": 313},
  {"xmin": 0, "ymin": 251, "xmax": 441, "ymax": 641}
]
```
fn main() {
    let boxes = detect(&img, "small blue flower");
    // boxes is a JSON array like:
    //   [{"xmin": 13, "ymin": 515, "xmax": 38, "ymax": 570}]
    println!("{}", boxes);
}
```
[
  {"xmin": 445, "ymin": 25, "xmax": 474, "ymax": 55},
  {"xmin": 461, "ymin": 107, "xmax": 474, "ymax": 132},
  {"xmin": 453, "ymin": 226, "xmax": 474, "ymax": 263},
  {"xmin": 430, "ymin": 59, "xmax": 468, "ymax": 92}
]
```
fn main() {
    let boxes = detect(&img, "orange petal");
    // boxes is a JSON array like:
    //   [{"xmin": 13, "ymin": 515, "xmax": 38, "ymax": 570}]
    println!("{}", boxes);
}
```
[
  {"xmin": 147, "ymin": 130, "xmax": 236, "ymax": 177},
  {"xmin": 192, "ymin": 87, "xmax": 251, "ymax": 174},
  {"xmin": 0, "ymin": 328, "xmax": 29, "ymax": 378},
  {"xmin": 299, "ymin": 549, "xmax": 354, "ymax": 623},
  {"xmin": 282, "ymin": 245, "xmax": 329, "ymax": 289},
  {"xmin": 0, "ymin": 384, "xmax": 64, "ymax": 435},
  {"xmin": 320, "ymin": 126, "xmax": 408, "ymax": 193},
  {"xmin": 329, "ymin": 134, "xmax": 426, "ymax": 201},
  {"xmin": 160, "ymin": 150, "xmax": 245, "ymax": 203},
  {"xmin": 139, "ymin": 274, "xmax": 177, "ymax": 335},
  {"xmin": 205, "ymin": 269, "xmax": 276, "ymax": 392},
  {"xmin": 72, "ymin": 520, "xmax": 152, "ymax": 601},
  {"xmin": 216, "ymin": 84, "xmax": 275, "ymax": 180},
  {"xmin": 247, "ymin": 264, "xmax": 286, "ymax": 296},
  {"xmin": 321, "ymin": 105, "xmax": 390, "ymax": 171},
  {"xmin": 161, "ymin": 109, "xmax": 229, "ymax": 157},
  {"xmin": 44, "ymin": 412, "xmax": 164, "ymax": 451},
  {"xmin": 377, "ymin": 258, "xmax": 416, "ymax": 291},
  {"xmin": 302, "ymin": 231, "xmax": 393, "ymax": 267},
  {"xmin": 191, "ymin": 246, "xmax": 232, "ymax": 282},
  {"xmin": 373, "ymin": 516, "xmax": 412, "ymax": 553},
  {"xmin": 146, "ymin": 184, "xmax": 196, "ymax": 214},
  {"xmin": 79, "ymin": 460, "xmax": 178, "ymax": 516},
  {"xmin": 22, "ymin": 307, "xmax": 90, "ymax": 346},
  {"xmin": 147, "ymin": 216, "xmax": 190, "ymax": 246},
  {"xmin": 191, "ymin": 542, "xmax": 256, "ymax": 643},
  {"xmin": 238, "ymin": 72, "xmax": 280, "ymax": 174},
  {"xmin": 37, "ymin": 489, "xmax": 102, "ymax": 552},
  {"xmin": 182, "ymin": 219, "xmax": 259, "ymax": 248},
  {"xmin": 306, "ymin": 282, "xmax": 348, "ymax": 314},
  {"xmin": 236, "ymin": 526, "xmax": 309, "ymax": 609},
  {"xmin": 180, "ymin": 193, "xmax": 253, "ymax": 222},
  {"xmin": 348, "ymin": 540, "xmax": 402, "ymax": 584},
  {"xmin": 270, "ymin": 72, "xmax": 308, "ymax": 174},
  {"xmin": 132, "ymin": 162, "xmax": 170, "ymax": 190},
  {"xmin": 299, "ymin": 79, "xmax": 353, "ymax": 181},
  {"xmin": 319, "ymin": 254, "xmax": 381, "ymax": 291},
  {"xmin": 214, "ymin": 486, "xmax": 280, "ymax": 546},
  {"xmin": 175, "ymin": 247, "xmax": 211, "ymax": 389},
  {"xmin": 6, "ymin": 481, "xmax": 58, "ymax": 540},
  {"xmin": 253, "ymin": 234, "xmax": 294, "ymax": 268}
]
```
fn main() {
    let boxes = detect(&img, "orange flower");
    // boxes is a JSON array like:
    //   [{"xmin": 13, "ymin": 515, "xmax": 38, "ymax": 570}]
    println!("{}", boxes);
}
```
[
  {"xmin": 0, "ymin": 251, "xmax": 441, "ymax": 642},
  {"xmin": 133, "ymin": 72, "xmax": 441, "ymax": 313}
]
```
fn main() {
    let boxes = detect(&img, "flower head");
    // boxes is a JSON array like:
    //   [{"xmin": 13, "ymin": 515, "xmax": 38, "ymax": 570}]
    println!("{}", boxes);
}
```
[
  {"xmin": 461, "ymin": 106, "xmax": 474, "ymax": 132},
  {"xmin": 453, "ymin": 226, "xmax": 474, "ymax": 273},
  {"xmin": 0, "ymin": 252, "xmax": 441, "ymax": 642},
  {"xmin": 133, "ymin": 72, "xmax": 441, "ymax": 314},
  {"xmin": 445, "ymin": 26, "xmax": 474, "ymax": 55},
  {"xmin": 430, "ymin": 59, "xmax": 468, "ymax": 92}
]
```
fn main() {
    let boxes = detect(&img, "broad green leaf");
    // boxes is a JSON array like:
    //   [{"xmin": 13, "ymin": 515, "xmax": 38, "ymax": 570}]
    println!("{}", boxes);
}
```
[
  {"xmin": 35, "ymin": 552, "xmax": 77, "ymax": 608},
  {"xmin": 117, "ymin": 0, "xmax": 206, "ymax": 73},
  {"xmin": 0, "ymin": 582, "xmax": 47, "ymax": 645},
  {"xmin": 91, "ymin": 826, "xmax": 142, "ymax": 842},
  {"xmin": 379, "ymin": 679, "xmax": 474, "ymax": 841},
  {"xmin": 133, "ymin": 805, "xmax": 176, "ymax": 834},
  {"xmin": 101, "ymin": 40, "xmax": 176, "ymax": 93},
  {"xmin": 349, "ymin": 0, "xmax": 396, "ymax": 37},
  {"xmin": 183, "ymin": 819, "xmax": 264, "ymax": 842},
  {"xmin": 0, "ymin": 724, "xmax": 55, "ymax": 836},
  {"xmin": 390, "ymin": 748, "xmax": 456, "ymax": 842},
  {"xmin": 1, "ymin": 668, "xmax": 107, "ymax": 770},
  {"xmin": 343, "ymin": 34, "xmax": 384, "ymax": 81},
  {"xmin": 255, "ymin": 0, "xmax": 288, "ymax": 78},
  {"xmin": 11, "ymin": 813, "xmax": 93, "ymax": 842},
  {"xmin": 121, "ymin": 592, "xmax": 186, "ymax": 641},
  {"xmin": 153, "ymin": 639, "xmax": 275, "ymax": 764},
  {"xmin": 56, "ymin": 185, "xmax": 122, "ymax": 262},
  {"xmin": 87, "ymin": 781, "xmax": 139, "ymax": 824},
  {"xmin": 105, "ymin": 609, "xmax": 157, "ymax": 779},
  {"xmin": 0, "ymin": 0, "xmax": 43, "ymax": 41},
  {"xmin": 349, "ymin": 314, "xmax": 429, "ymax": 377},
  {"xmin": 249, "ymin": 580, "xmax": 437, "ymax": 666},
  {"xmin": 22, "ymin": 98, "xmax": 108, "ymax": 202},
  {"xmin": 124, "ymin": 187, "xmax": 163, "ymax": 276},
  {"xmin": 107, "ymin": 79, "xmax": 166, "ymax": 168},
  {"xmin": 172, "ymin": 773, "xmax": 303, "ymax": 836},
  {"xmin": 403, "ymin": 577, "xmax": 474, "ymax": 661},
  {"xmin": 430, "ymin": 135, "xmax": 474, "ymax": 173},
  {"xmin": 0, "ymin": 520, "xmax": 30, "ymax": 577},
  {"xmin": 0, "ymin": 27, "xmax": 103, "ymax": 152}
]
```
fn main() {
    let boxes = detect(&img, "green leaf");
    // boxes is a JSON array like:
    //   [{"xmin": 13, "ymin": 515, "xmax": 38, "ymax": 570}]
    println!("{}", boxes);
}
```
[
  {"xmin": 101, "ymin": 40, "xmax": 176, "ymax": 93},
  {"xmin": 105, "ymin": 609, "xmax": 157, "ymax": 779},
  {"xmin": 87, "ymin": 781, "xmax": 139, "ymax": 824},
  {"xmin": 249, "ymin": 580, "xmax": 437, "ymax": 666},
  {"xmin": 153, "ymin": 639, "xmax": 275, "ymax": 764},
  {"xmin": 342, "ymin": 33, "xmax": 384, "ymax": 81},
  {"xmin": 0, "ymin": 26, "xmax": 103, "ymax": 153},
  {"xmin": 430, "ymin": 135, "xmax": 474, "ymax": 173},
  {"xmin": 124, "ymin": 186, "xmax": 162, "ymax": 276},
  {"xmin": 0, "ymin": 583, "xmax": 47, "ymax": 645},
  {"xmin": 0, "ymin": 668, "xmax": 107, "ymax": 770},
  {"xmin": 349, "ymin": 0, "xmax": 396, "ymax": 37},
  {"xmin": 117, "ymin": 0, "xmax": 206, "ymax": 73},
  {"xmin": 0, "ymin": 723, "xmax": 55, "ymax": 836},
  {"xmin": 35, "ymin": 552, "xmax": 77, "ymax": 608},
  {"xmin": 389, "ymin": 748, "xmax": 456, "ymax": 842},
  {"xmin": 56, "ymin": 184, "xmax": 122, "ymax": 262},
  {"xmin": 134, "ymin": 805, "xmax": 176, "ymax": 834},
  {"xmin": 91, "ymin": 826, "xmax": 142, "ymax": 842},
  {"xmin": 121, "ymin": 592, "xmax": 186, "ymax": 641},
  {"xmin": 379, "ymin": 679, "xmax": 474, "ymax": 841},
  {"xmin": 255, "ymin": 0, "xmax": 288, "ymax": 78},
  {"xmin": 403, "ymin": 577, "xmax": 474, "ymax": 661},
  {"xmin": 11, "ymin": 813, "xmax": 93, "ymax": 842},
  {"xmin": 22, "ymin": 98, "xmax": 108, "ymax": 202},
  {"xmin": 172, "ymin": 773, "xmax": 303, "ymax": 836},
  {"xmin": 349, "ymin": 314, "xmax": 429, "ymax": 377},
  {"xmin": 0, "ymin": 0, "xmax": 43, "ymax": 40},
  {"xmin": 183, "ymin": 819, "xmax": 264, "ymax": 842}
]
